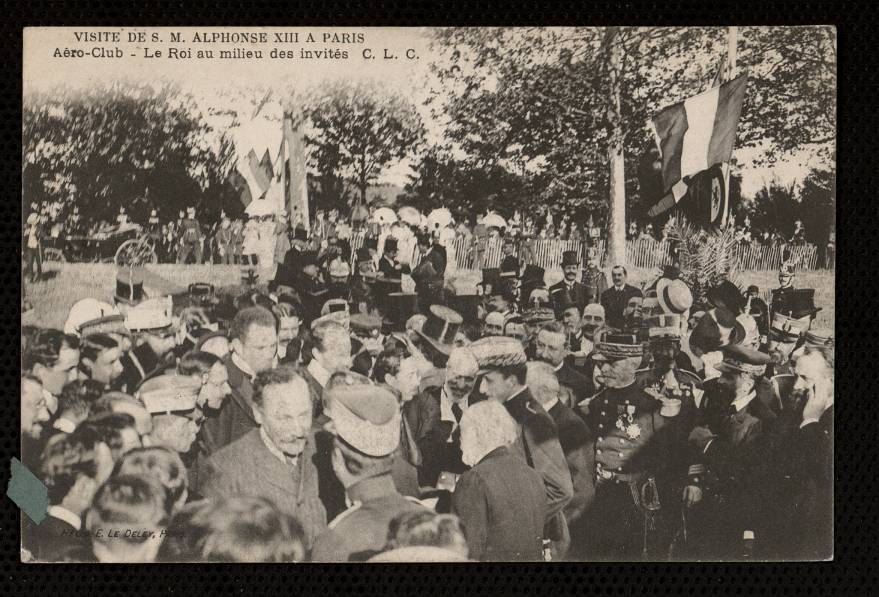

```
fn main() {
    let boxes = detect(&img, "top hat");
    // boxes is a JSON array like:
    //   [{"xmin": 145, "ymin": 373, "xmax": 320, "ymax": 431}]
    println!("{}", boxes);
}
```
[
  {"xmin": 707, "ymin": 280, "xmax": 746, "ymax": 315},
  {"xmin": 355, "ymin": 246, "xmax": 372, "ymax": 264},
  {"xmin": 774, "ymin": 289, "xmax": 821, "ymax": 319},
  {"xmin": 550, "ymin": 287, "xmax": 578, "ymax": 319},
  {"xmin": 520, "ymin": 264, "xmax": 545, "ymax": 286},
  {"xmin": 448, "ymin": 294, "xmax": 481, "ymax": 325},
  {"xmin": 383, "ymin": 292, "xmax": 419, "ymax": 332},
  {"xmin": 293, "ymin": 226, "xmax": 308, "ymax": 242},
  {"xmin": 115, "ymin": 269, "xmax": 145, "ymax": 305},
  {"xmin": 592, "ymin": 329, "xmax": 644, "ymax": 361},
  {"xmin": 561, "ymin": 250, "xmax": 580, "ymax": 267},
  {"xmin": 384, "ymin": 237, "xmax": 398, "ymax": 253},
  {"xmin": 415, "ymin": 305, "xmax": 464, "ymax": 356},
  {"xmin": 656, "ymin": 278, "xmax": 693, "ymax": 315}
]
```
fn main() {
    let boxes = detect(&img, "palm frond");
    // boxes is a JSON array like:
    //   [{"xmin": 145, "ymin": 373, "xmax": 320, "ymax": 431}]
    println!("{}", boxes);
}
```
[{"xmin": 665, "ymin": 215, "xmax": 740, "ymax": 308}]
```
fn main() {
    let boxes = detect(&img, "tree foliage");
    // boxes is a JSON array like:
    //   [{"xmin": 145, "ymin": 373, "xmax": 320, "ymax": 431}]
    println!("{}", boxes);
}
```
[
  {"xmin": 304, "ymin": 80, "xmax": 425, "ymax": 209},
  {"xmin": 23, "ymin": 81, "xmax": 239, "ymax": 223}
]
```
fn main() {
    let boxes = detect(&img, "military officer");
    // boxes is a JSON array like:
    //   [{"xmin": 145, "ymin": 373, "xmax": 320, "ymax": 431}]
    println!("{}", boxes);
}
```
[
  {"xmin": 766, "ymin": 289, "xmax": 819, "ymax": 378},
  {"xmin": 177, "ymin": 207, "xmax": 204, "ymax": 264},
  {"xmin": 572, "ymin": 329, "xmax": 697, "ymax": 561},
  {"xmin": 580, "ymin": 247, "xmax": 608, "ymax": 305},
  {"xmin": 310, "ymin": 373, "xmax": 430, "ymax": 562}
]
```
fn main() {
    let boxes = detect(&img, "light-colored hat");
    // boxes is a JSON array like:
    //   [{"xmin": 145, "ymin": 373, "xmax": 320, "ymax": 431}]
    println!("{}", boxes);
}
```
[
  {"xmin": 324, "ymin": 373, "xmax": 401, "ymax": 457},
  {"xmin": 656, "ymin": 278, "xmax": 694, "ymax": 315},
  {"xmin": 329, "ymin": 259, "xmax": 351, "ymax": 278},
  {"xmin": 124, "ymin": 297, "xmax": 174, "ymax": 332},
  {"xmin": 469, "ymin": 336, "xmax": 527, "ymax": 372},
  {"xmin": 803, "ymin": 328, "xmax": 833, "ymax": 347},
  {"xmin": 64, "ymin": 299, "xmax": 121, "ymax": 336},
  {"xmin": 484, "ymin": 311, "xmax": 506, "ymax": 328},
  {"xmin": 137, "ymin": 374, "xmax": 200, "ymax": 415}
]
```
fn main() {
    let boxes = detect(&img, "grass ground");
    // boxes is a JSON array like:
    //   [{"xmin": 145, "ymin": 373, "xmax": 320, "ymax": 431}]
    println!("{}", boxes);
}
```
[{"xmin": 22, "ymin": 262, "xmax": 835, "ymax": 330}]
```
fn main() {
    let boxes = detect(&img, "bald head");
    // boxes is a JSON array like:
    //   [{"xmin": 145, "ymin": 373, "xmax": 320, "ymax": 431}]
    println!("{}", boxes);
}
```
[{"xmin": 526, "ymin": 361, "xmax": 561, "ymax": 407}]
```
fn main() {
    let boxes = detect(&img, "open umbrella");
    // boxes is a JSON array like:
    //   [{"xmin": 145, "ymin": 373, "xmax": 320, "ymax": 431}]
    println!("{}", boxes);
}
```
[
  {"xmin": 427, "ymin": 208, "xmax": 453, "ymax": 230},
  {"xmin": 245, "ymin": 198, "xmax": 276, "ymax": 217},
  {"xmin": 482, "ymin": 213, "xmax": 507, "ymax": 229},
  {"xmin": 371, "ymin": 207, "xmax": 398, "ymax": 225},
  {"xmin": 398, "ymin": 206, "xmax": 422, "ymax": 226}
]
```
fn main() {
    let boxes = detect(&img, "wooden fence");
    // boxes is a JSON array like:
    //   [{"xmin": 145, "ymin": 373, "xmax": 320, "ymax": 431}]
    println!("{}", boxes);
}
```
[{"xmin": 346, "ymin": 233, "xmax": 823, "ymax": 272}]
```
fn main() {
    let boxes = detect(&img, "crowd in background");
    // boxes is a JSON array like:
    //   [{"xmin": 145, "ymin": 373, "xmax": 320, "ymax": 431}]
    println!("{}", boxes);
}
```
[{"xmin": 20, "ymin": 217, "xmax": 833, "ymax": 562}]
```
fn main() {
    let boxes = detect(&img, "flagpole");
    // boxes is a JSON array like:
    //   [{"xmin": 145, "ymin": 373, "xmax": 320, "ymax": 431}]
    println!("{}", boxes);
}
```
[{"xmin": 721, "ymin": 26, "xmax": 738, "ymax": 227}]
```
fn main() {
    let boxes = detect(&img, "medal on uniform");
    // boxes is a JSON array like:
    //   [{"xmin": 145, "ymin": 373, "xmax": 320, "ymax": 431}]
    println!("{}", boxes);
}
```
[{"xmin": 626, "ymin": 422, "xmax": 642, "ymax": 439}]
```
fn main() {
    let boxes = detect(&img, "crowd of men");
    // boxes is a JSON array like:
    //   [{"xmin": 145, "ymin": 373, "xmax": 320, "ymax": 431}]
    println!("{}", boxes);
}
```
[{"xmin": 20, "ymin": 220, "xmax": 833, "ymax": 562}]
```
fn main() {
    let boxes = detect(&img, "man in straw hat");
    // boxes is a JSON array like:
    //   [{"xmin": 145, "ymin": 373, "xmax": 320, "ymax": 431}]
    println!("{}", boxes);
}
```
[
  {"xmin": 311, "ymin": 371, "xmax": 429, "ymax": 562},
  {"xmin": 469, "ymin": 335, "xmax": 573, "ymax": 559},
  {"xmin": 572, "ymin": 328, "xmax": 689, "ymax": 560}
]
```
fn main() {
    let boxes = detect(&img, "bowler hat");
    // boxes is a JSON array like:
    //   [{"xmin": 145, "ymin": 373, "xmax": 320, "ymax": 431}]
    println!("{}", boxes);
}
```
[{"xmin": 415, "ymin": 305, "xmax": 464, "ymax": 356}]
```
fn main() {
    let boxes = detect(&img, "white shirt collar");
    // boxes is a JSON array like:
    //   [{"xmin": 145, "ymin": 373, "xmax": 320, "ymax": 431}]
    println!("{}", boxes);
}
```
[
  {"xmin": 439, "ymin": 387, "xmax": 467, "ymax": 426},
  {"xmin": 259, "ymin": 426, "xmax": 297, "ymax": 467},
  {"xmin": 307, "ymin": 358, "xmax": 331, "ymax": 388},
  {"xmin": 732, "ymin": 390, "xmax": 757, "ymax": 413},
  {"xmin": 231, "ymin": 352, "xmax": 257, "ymax": 380},
  {"xmin": 52, "ymin": 417, "xmax": 77, "ymax": 434},
  {"xmin": 47, "ymin": 505, "xmax": 81, "ymax": 530},
  {"xmin": 554, "ymin": 362, "xmax": 564, "ymax": 373}
]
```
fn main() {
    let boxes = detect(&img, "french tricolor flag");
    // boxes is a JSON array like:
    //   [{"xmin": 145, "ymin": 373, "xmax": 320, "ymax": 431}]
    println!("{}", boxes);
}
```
[{"xmin": 648, "ymin": 74, "xmax": 748, "ymax": 219}]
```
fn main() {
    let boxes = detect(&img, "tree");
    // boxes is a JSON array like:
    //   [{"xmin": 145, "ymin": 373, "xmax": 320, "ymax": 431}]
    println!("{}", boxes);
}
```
[
  {"xmin": 428, "ymin": 26, "xmax": 836, "ymax": 264},
  {"xmin": 23, "ymin": 81, "xmax": 238, "ymax": 223},
  {"xmin": 304, "ymin": 81, "xmax": 425, "ymax": 209}
]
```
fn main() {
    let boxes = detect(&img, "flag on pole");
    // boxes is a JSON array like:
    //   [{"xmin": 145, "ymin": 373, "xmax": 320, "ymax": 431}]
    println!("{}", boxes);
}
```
[
  {"xmin": 284, "ymin": 115, "xmax": 310, "ymax": 229},
  {"xmin": 647, "ymin": 73, "xmax": 748, "ymax": 220}
]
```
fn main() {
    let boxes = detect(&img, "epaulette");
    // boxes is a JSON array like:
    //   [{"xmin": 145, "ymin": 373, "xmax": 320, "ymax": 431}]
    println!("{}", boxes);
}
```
[{"xmin": 328, "ymin": 500, "xmax": 363, "ymax": 530}]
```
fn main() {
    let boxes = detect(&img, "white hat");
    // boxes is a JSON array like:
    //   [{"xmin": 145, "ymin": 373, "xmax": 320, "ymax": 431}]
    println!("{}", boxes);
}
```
[
  {"xmin": 124, "ymin": 297, "xmax": 174, "ymax": 332},
  {"xmin": 64, "ymin": 299, "xmax": 121, "ymax": 336}
]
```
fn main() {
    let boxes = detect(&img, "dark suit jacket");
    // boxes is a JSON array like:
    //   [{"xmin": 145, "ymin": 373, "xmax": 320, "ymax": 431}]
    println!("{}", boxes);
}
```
[
  {"xmin": 271, "ymin": 246, "xmax": 303, "ymax": 290},
  {"xmin": 555, "ymin": 362, "xmax": 592, "ymax": 408},
  {"xmin": 503, "ymin": 387, "xmax": 574, "ymax": 553},
  {"xmin": 200, "ymin": 355, "xmax": 257, "ymax": 454},
  {"xmin": 600, "ymin": 284, "xmax": 643, "ymax": 330},
  {"xmin": 301, "ymin": 366, "xmax": 326, "ymax": 420},
  {"xmin": 198, "ymin": 428, "xmax": 327, "ymax": 549},
  {"xmin": 549, "ymin": 280, "xmax": 592, "ymax": 312},
  {"xmin": 403, "ymin": 386, "xmax": 469, "ymax": 488},
  {"xmin": 118, "ymin": 343, "xmax": 160, "ymax": 394},
  {"xmin": 452, "ymin": 445, "xmax": 546, "ymax": 561},
  {"xmin": 547, "ymin": 401, "xmax": 594, "ymax": 525}
]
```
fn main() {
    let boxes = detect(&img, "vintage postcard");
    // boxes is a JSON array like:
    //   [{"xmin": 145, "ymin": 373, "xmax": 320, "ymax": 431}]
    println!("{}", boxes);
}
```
[{"xmin": 20, "ymin": 26, "xmax": 834, "ymax": 562}]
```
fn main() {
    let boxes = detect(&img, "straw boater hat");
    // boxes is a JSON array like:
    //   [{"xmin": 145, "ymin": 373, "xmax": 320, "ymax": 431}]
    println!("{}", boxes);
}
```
[
  {"xmin": 714, "ymin": 343, "xmax": 771, "ymax": 376},
  {"xmin": 137, "ymin": 374, "xmax": 200, "ymax": 415},
  {"xmin": 469, "ymin": 336, "xmax": 527, "ymax": 373},
  {"xmin": 323, "ymin": 372, "xmax": 401, "ymax": 457},
  {"xmin": 415, "ymin": 305, "xmax": 464, "ymax": 356},
  {"xmin": 592, "ymin": 329, "xmax": 644, "ymax": 362},
  {"xmin": 656, "ymin": 278, "xmax": 693, "ymax": 316}
]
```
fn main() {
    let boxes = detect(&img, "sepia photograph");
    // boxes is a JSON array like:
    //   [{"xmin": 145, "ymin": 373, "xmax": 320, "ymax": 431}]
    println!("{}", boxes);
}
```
[{"xmin": 19, "ymin": 26, "xmax": 835, "ymax": 563}]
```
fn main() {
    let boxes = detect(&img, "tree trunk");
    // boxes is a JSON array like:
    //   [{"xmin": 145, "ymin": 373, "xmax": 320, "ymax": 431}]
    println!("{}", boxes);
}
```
[{"xmin": 605, "ymin": 27, "xmax": 627, "ymax": 268}]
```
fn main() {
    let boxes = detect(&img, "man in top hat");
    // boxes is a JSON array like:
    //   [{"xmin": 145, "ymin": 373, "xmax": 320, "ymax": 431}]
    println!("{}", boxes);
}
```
[
  {"xmin": 271, "ymin": 225, "xmax": 309, "ymax": 291},
  {"xmin": 176, "ymin": 207, "xmax": 204, "ymax": 264},
  {"xmin": 412, "ymin": 232, "xmax": 446, "ymax": 313},
  {"xmin": 518, "ymin": 265, "xmax": 547, "ymax": 312},
  {"xmin": 572, "ymin": 329, "xmax": 694, "ymax": 560},
  {"xmin": 550, "ymin": 250, "xmax": 591, "ymax": 312},
  {"xmin": 550, "ymin": 288, "xmax": 589, "ymax": 354},
  {"xmin": 469, "ymin": 336, "xmax": 574, "ymax": 559},
  {"xmin": 414, "ymin": 305, "xmax": 463, "ymax": 370},
  {"xmin": 580, "ymin": 247, "xmax": 608, "ymax": 305},
  {"xmin": 601, "ymin": 266, "xmax": 643, "ymax": 331},
  {"xmin": 311, "ymin": 372, "xmax": 429, "ymax": 562},
  {"xmin": 378, "ymin": 237, "xmax": 411, "ymax": 280}
]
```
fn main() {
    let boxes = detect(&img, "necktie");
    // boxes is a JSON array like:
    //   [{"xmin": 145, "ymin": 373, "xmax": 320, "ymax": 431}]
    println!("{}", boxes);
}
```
[{"xmin": 452, "ymin": 403, "xmax": 463, "ymax": 423}]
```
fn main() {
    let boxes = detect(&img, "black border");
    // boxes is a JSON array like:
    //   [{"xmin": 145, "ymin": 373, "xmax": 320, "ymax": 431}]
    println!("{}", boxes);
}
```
[{"xmin": 2, "ymin": 2, "xmax": 872, "ymax": 595}]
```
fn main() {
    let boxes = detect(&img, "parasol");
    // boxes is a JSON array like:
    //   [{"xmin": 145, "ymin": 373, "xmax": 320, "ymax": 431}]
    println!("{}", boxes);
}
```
[
  {"xmin": 398, "ymin": 206, "xmax": 422, "ymax": 226},
  {"xmin": 371, "ymin": 207, "xmax": 398, "ymax": 225},
  {"xmin": 427, "ymin": 208, "xmax": 453, "ymax": 230},
  {"xmin": 482, "ymin": 213, "xmax": 507, "ymax": 229}
]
